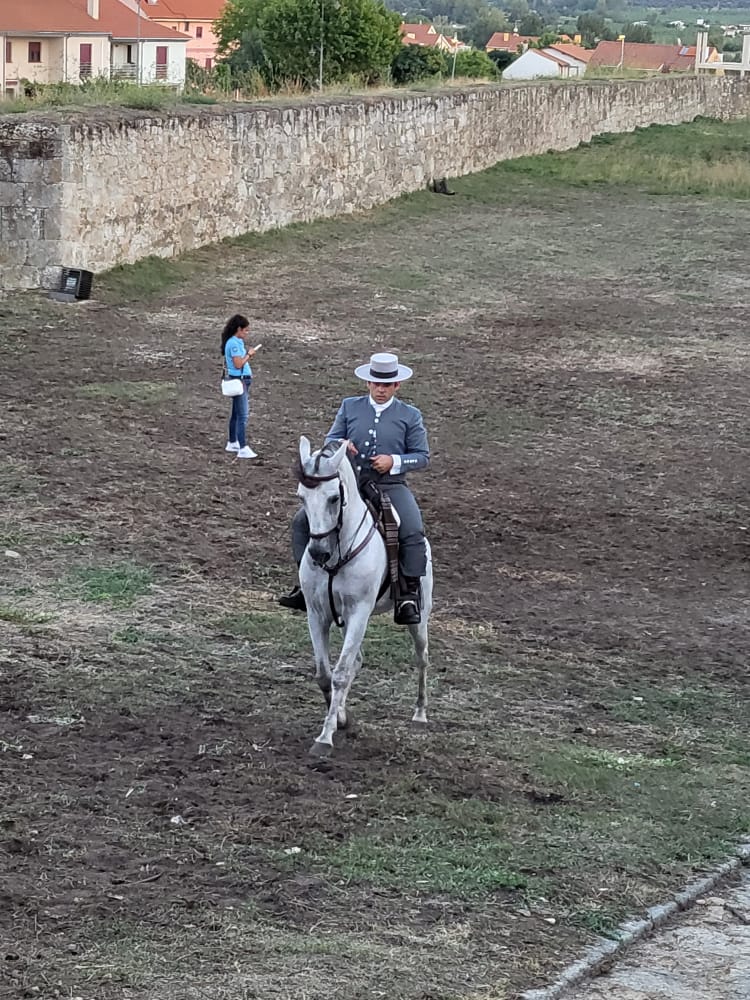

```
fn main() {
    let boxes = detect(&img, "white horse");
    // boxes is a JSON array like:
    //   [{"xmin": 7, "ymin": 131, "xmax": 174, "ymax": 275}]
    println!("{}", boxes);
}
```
[{"xmin": 295, "ymin": 436, "xmax": 433, "ymax": 757}]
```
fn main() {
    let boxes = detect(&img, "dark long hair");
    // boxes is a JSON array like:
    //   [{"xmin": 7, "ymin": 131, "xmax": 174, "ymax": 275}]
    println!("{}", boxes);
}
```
[{"xmin": 220, "ymin": 314, "xmax": 249, "ymax": 355}]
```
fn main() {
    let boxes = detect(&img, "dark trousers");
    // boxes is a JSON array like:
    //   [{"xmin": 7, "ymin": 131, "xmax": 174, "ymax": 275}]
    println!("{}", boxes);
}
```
[{"xmin": 292, "ymin": 483, "xmax": 427, "ymax": 578}]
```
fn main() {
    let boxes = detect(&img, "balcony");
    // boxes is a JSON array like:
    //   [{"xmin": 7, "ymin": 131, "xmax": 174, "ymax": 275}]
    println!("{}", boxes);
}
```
[
  {"xmin": 111, "ymin": 63, "xmax": 137, "ymax": 80},
  {"xmin": 80, "ymin": 62, "xmax": 92, "ymax": 79}
]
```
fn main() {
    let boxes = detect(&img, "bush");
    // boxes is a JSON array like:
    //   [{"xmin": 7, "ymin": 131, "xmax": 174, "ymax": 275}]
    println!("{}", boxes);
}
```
[
  {"xmin": 391, "ymin": 45, "xmax": 448, "ymax": 84},
  {"xmin": 452, "ymin": 49, "xmax": 497, "ymax": 80},
  {"xmin": 487, "ymin": 49, "xmax": 514, "ymax": 73}
]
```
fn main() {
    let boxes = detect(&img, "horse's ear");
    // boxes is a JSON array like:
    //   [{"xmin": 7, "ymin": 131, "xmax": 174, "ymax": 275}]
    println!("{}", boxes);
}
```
[
  {"xmin": 331, "ymin": 439, "xmax": 349, "ymax": 469},
  {"xmin": 299, "ymin": 436, "xmax": 311, "ymax": 463}
]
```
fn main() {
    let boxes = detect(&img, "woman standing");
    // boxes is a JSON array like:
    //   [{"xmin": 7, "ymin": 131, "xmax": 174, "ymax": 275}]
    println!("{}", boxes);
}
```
[{"xmin": 221, "ymin": 314, "xmax": 257, "ymax": 459}]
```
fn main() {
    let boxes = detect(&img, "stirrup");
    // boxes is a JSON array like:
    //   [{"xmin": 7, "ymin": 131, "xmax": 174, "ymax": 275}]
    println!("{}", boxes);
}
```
[
  {"xmin": 394, "ymin": 596, "xmax": 420, "ymax": 626},
  {"xmin": 278, "ymin": 585, "xmax": 306, "ymax": 611}
]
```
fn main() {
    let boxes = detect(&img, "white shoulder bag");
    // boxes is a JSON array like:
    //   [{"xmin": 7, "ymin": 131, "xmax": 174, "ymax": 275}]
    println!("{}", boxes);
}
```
[{"xmin": 221, "ymin": 358, "xmax": 244, "ymax": 397}]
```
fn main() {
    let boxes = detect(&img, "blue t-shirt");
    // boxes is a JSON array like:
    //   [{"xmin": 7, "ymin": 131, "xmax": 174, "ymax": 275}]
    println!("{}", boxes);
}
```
[{"xmin": 225, "ymin": 335, "xmax": 252, "ymax": 377}]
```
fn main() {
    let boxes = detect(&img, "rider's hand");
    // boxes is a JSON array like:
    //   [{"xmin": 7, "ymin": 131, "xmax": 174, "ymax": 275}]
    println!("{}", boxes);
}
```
[
  {"xmin": 371, "ymin": 454, "xmax": 394, "ymax": 473},
  {"xmin": 346, "ymin": 440, "xmax": 359, "ymax": 456}
]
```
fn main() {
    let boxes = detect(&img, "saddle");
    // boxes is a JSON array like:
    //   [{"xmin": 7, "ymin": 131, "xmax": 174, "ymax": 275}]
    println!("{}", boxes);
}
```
[{"xmin": 360, "ymin": 481, "xmax": 401, "ymax": 604}]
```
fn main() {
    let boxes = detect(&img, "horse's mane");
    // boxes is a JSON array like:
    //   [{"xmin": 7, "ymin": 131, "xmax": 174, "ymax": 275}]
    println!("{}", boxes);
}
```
[{"xmin": 294, "ymin": 440, "xmax": 345, "ymax": 489}]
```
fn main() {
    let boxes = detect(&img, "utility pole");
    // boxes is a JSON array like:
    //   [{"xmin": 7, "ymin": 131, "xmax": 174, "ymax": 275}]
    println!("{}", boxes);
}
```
[
  {"xmin": 136, "ymin": 0, "xmax": 142, "ymax": 84},
  {"xmin": 318, "ymin": 0, "xmax": 324, "ymax": 89}
]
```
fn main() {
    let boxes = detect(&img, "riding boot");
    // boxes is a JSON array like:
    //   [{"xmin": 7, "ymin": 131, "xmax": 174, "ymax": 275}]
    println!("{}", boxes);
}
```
[
  {"xmin": 278, "ymin": 584, "xmax": 306, "ymax": 611},
  {"xmin": 394, "ymin": 576, "xmax": 421, "ymax": 626}
]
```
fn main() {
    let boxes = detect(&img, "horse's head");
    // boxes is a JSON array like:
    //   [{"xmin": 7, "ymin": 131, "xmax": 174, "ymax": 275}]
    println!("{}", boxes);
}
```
[{"xmin": 296, "ymin": 436, "xmax": 350, "ymax": 567}]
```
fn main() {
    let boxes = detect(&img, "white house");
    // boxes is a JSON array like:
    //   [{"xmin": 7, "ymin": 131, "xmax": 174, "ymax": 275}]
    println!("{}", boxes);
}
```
[
  {"xmin": 0, "ymin": 0, "xmax": 188, "ymax": 97},
  {"xmin": 502, "ymin": 44, "xmax": 590, "ymax": 80}
]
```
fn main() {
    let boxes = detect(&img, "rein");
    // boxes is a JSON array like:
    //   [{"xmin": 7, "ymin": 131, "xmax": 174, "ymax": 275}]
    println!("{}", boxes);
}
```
[{"xmin": 297, "ymin": 462, "xmax": 378, "ymax": 628}]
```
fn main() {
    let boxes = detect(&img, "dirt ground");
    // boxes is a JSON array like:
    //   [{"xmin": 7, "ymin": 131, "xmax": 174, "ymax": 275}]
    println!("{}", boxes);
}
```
[{"xmin": 1, "ymin": 151, "xmax": 749, "ymax": 1000}]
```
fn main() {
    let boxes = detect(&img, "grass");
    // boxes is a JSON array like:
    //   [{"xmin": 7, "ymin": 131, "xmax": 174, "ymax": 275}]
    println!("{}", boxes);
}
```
[
  {"xmin": 0, "ymin": 80, "xmax": 182, "ymax": 115},
  {"xmin": 76, "ymin": 380, "xmax": 177, "ymax": 403},
  {"xmin": 0, "ymin": 76, "xmax": 497, "ymax": 117},
  {"xmin": 319, "ymin": 811, "xmax": 529, "ymax": 895},
  {"xmin": 95, "ymin": 254, "xmax": 200, "ymax": 300},
  {"xmin": 0, "ymin": 604, "xmax": 52, "ymax": 626},
  {"xmin": 494, "ymin": 119, "xmax": 750, "ymax": 198},
  {"xmin": 219, "ymin": 609, "xmax": 419, "ymax": 665},
  {"xmin": 62, "ymin": 563, "xmax": 154, "ymax": 605}
]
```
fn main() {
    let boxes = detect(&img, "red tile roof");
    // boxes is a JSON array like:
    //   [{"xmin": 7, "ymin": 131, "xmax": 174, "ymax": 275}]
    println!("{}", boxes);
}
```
[
  {"xmin": 400, "ymin": 23, "xmax": 442, "ymax": 48},
  {"xmin": 138, "ymin": 0, "xmax": 225, "ymax": 20},
  {"xmin": 547, "ymin": 42, "xmax": 592, "ymax": 64},
  {"xmin": 588, "ymin": 40, "xmax": 695, "ymax": 71},
  {"xmin": 0, "ymin": 0, "xmax": 106, "ymax": 33},
  {"xmin": 1, "ymin": 0, "xmax": 188, "ymax": 39},
  {"xmin": 486, "ymin": 32, "xmax": 538, "ymax": 51}
]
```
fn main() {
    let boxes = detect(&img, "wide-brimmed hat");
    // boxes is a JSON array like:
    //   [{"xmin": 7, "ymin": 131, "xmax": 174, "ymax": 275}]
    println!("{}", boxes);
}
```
[{"xmin": 354, "ymin": 352, "xmax": 413, "ymax": 384}]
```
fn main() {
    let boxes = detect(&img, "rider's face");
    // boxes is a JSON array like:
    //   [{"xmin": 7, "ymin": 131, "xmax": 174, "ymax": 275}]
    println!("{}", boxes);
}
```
[{"xmin": 367, "ymin": 381, "xmax": 400, "ymax": 405}]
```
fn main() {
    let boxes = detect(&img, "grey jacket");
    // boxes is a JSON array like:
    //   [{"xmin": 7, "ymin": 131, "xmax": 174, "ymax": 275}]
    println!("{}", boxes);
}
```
[{"xmin": 325, "ymin": 395, "xmax": 430, "ymax": 486}]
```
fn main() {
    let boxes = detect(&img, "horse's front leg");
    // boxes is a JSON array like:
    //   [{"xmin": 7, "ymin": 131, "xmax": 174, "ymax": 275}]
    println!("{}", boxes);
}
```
[
  {"xmin": 310, "ymin": 608, "xmax": 369, "ymax": 756},
  {"xmin": 306, "ymin": 606, "xmax": 333, "ymax": 706}
]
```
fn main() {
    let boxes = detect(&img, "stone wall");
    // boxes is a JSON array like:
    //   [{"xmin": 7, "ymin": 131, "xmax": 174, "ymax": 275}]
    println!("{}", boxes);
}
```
[{"xmin": 1, "ymin": 76, "xmax": 749, "ymax": 291}]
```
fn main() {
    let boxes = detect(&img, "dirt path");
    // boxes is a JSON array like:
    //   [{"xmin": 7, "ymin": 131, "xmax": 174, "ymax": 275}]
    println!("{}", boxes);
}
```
[{"xmin": 569, "ymin": 874, "xmax": 750, "ymax": 1000}]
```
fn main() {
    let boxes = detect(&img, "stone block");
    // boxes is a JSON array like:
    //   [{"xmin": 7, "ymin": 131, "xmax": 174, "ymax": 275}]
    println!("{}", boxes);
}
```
[
  {"xmin": 0, "ymin": 180, "xmax": 27, "ymax": 208},
  {"xmin": 24, "ymin": 240, "xmax": 61, "ymax": 269},
  {"xmin": 11, "ymin": 157, "xmax": 46, "ymax": 185},
  {"xmin": 1, "ymin": 206, "xmax": 42, "ymax": 240}
]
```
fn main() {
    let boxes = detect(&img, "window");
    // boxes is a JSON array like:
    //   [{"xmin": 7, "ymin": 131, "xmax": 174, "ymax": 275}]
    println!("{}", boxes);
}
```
[
  {"xmin": 79, "ymin": 43, "xmax": 92, "ymax": 78},
  {"xmin": 5, "ymin": 40, "xmax": 11, "ymax": 62},
  {"xmin": 28, "ymin": 41, "xmax": 41, "ymax": 63},
  {"xmin": 195, "ymin": 26, "xmax": 203, "ymax": 38},
  {"xmin": 184, "ymin": 21, "xmax": 190, "ymax": 30},
  {"xmin": 155, "ymin": 45, "xmax": 168, "ymax": 79},
  {"xmin": 126, "ymin": 44, "xmax": 133, "ymax": 63},
  {"xmin": 205, "ymin": 57, "xmax": 212, "ymax": 69}
]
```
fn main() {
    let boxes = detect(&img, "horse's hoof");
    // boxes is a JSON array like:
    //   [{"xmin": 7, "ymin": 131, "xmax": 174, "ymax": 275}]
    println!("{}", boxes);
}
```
[
  {"xmin": 411, "ymin": 713, "xmax": 429, "ymax": 728},
  {"xmin": 309, "ymin": 740, "xmax": 333, "ymax": 758}
]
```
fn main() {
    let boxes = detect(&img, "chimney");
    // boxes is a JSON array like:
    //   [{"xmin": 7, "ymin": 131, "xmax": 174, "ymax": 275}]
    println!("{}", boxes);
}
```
[{"xmin": 87, "ymin": 0, "xmax": 99, "ymax": 18}]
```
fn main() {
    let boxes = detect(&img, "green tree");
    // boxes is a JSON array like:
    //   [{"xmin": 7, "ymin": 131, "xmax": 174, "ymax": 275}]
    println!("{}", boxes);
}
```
[
  {"xmin": 214, "ymin": 0, "xmax": 266, "ymax": 69},
  {"xmin": 518, "ymin": 13, "xmax": 545, "ymax": 35},
  {"xmin": 391, "ymin": 44, "xmax": 448, "ymax": 83},
  {"xmin": 576, "ymin": 12, "xmax": 614, "ymax": 47},
  {"xmin": 218, "ymin": 0, "xmax": 401, "ymax": 87},
  {"xmin": 465, "ymin": 8, "xmax": 510, "ymax": 49},
  {"xmin": 534, "ymin": 30, "xmax": 561, "ymax": 48},
  {"xmin": 621, "ymin": 23, "xmax": 654, "ymax": 43},
  {"xmin": 452, "ymin": 48, "xmax": 497, "ymax": 78},
  {"xmin": 487, "ymin": 47, "xmax": 514, "ymax": 72},
  {"xmin": 707, "ymin": 26, "xmax": 725, "ymax": 52}
]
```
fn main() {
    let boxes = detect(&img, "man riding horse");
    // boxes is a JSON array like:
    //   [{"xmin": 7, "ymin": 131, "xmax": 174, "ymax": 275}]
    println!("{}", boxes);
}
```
[{"xmin": 279, "ymin": 352, "xmax": 430, "ymax": 625}]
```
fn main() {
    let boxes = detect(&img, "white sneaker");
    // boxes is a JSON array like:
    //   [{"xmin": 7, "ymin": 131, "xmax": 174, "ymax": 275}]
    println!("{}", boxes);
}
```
[
  {"xmin": 236, "ymin": 446, "xmax": 257, "ymax": 459},
  {"xmin": 226, "ymin": 441, "xmax": 240, "ymax": 452}
]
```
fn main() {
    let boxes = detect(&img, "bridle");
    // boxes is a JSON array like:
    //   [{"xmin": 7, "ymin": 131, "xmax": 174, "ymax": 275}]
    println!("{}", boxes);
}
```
[
  {"xmin": 298, "ymin": 465, "xmax": 379, "ymax": 627},
  {"xmin": 306, "ymin": 473, "xmax": 346, "ymax": 543}
]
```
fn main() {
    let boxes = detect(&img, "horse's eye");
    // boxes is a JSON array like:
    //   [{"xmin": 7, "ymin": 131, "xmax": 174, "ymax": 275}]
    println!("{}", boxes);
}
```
[{"xmin": 328, "ymin": 495, "xmax": 339, "ymax": 506}]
